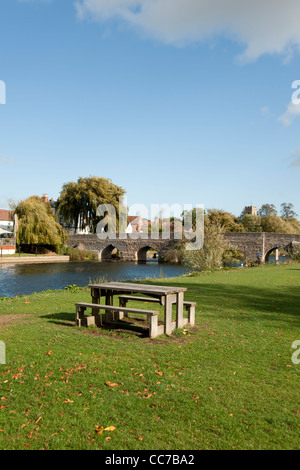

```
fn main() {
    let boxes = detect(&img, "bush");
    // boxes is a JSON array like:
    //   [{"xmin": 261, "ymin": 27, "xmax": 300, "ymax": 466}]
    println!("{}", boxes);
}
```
[
  {"xmin": 289, "ymin": 249, "xmax": 300, "ymax": 262},
  {"xmin": 59, "ymin": 246, "xmax": 98, "ymax": 261},
  {"xmin": 183, "ymin": 220, "xmax": 226, "ymax": 271}
]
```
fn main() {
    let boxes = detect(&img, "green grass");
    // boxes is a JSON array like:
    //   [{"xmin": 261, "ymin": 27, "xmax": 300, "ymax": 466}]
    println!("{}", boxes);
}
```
[{"xmin": 0, "ymin": 263, "xmax": 299, "ymax": 450}]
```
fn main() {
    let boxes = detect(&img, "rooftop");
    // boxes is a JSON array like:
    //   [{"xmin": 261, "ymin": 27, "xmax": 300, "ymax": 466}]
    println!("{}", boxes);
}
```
[{"xmin": 0, "ymin": 209, "xmax": 12, "ymax": 222}]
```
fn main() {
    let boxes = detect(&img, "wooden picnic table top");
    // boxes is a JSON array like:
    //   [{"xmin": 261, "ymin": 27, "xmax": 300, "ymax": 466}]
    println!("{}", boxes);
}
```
[{"xmin": 88, "ymin": 281, "xmax": 187, "ymax": 296}]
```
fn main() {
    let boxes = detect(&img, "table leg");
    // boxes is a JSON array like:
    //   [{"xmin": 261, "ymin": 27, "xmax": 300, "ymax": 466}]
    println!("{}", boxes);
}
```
[
  {"xmin": 105, "ymin": 293, "xmax": 114, "ymax": 322},
  {"xmin": 91, "ymin": 288, "xmax": 100, "ymax": 316},
  {"xmin": 176, "ymin": 292, "xmax": 184, "ymax": 329},
  {"xmin": 164, "ymin": 294, "xmax": 175, "ymax": 335}
]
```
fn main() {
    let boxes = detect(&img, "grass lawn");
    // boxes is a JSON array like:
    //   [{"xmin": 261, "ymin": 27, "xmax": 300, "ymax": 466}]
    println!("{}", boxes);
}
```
[{"xmin": 0, "ymin": 263, "xmax": 299, "ymax": 450}]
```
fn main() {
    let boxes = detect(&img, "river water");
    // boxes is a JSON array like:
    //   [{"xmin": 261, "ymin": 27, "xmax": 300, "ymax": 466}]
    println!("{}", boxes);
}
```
[
  {"xmin": 0, "ymin": 255, "xmax": 289, "ymax": 298},
  {"xmin": 0, "ymin": 261, "xmax": 188, "ymax": 298}
]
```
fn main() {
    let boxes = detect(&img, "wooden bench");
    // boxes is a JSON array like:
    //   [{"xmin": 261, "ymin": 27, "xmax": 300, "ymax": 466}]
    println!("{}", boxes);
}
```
[
  {"xmin": 75, "ymin": 302, "xmax": 160, "ymax": 338},
  {"xmin": 118, "ymin": 296, "xmax": 196, "ymax": 327}
]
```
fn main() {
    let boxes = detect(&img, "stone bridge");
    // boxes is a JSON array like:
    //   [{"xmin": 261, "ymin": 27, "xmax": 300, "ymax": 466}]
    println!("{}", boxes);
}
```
[
  {"xmin": 224, "ymin": 232, "xmax": 300, "ymax": 262},
  {"xmin": 68, "ymin": 234, "xmax": 179, "ymax": 262},
  {"xmin": 68, "ymin": 232, "xmax": 300, "ymax": 263}
]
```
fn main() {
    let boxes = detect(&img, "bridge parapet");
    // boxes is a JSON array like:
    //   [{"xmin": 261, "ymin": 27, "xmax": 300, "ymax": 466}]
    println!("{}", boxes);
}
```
[
  {"xmin": 68, "ymin": 234, "xmax": 180, "ymax": 262},
  {"xmin": 68, "ymin": 232, "xmax": 300, "ymax": 263},
  {"xmin": 224, "ymin": 232, "xmax": 300, "ymax": 262}
]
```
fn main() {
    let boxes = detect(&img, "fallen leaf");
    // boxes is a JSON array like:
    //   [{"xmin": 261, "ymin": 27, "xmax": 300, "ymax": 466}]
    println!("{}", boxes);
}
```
[
  {"xmin": 95, "ymin": 425, "xmax": 104, "ymax": 435},
  {"xmin": 104, "ymin": 426, "xmax": 116, "ymax": 432},
  {"xmin": 105, "ymin": 437, "xmax": 111, "ymax": 441},
  {"xmin": 105, "ymin": 381, "xmax": 118, "ymax": 387},
  {"xmin": 95, "ymin": 425, "xmax": 116, "ymax": 435}
]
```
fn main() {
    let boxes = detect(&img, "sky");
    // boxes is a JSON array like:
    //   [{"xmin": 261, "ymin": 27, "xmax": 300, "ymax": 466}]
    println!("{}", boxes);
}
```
[{"xmin": 0, "ymin": 0, "xmax": 300, "ymax": 219}]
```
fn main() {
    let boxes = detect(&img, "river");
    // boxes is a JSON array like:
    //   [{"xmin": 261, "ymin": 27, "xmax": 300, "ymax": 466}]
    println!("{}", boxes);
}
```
[
  {"xmin": 0, "ymin": 260, "xmax": 188, "ymax": 298},
  {"xmin": 0, "ymin": 255, "xmax": 289, "ymax": 298}
]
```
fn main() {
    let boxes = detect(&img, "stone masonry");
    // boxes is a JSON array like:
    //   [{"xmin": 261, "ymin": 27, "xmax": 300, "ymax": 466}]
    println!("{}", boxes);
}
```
[
  {"xmin": 68, "ymin": 232, "xmax": 300, "ymax": 263},
  {"xmin": 224, "ymin": 232, "xmax": 300, "ymax": 262}
]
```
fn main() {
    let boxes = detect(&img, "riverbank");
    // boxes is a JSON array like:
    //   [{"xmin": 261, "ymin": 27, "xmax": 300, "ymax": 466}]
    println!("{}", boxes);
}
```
[
  {"xmin": 0, "ymin": 263, "xmax": 299, "ymax": 450},
  {"xmin": 0, "ymin": 255, "xmax": 70, "ymax": 265}
]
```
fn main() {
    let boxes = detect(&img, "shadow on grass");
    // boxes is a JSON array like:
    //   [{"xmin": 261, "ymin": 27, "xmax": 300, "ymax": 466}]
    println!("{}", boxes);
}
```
[
  {"xmin": 43, "ymin": 311, "xmax": 152, "ymax": 337},
  {"xmin": 139, "ymin": 278, "xmax": 300, "ymax": 325},
  {"xmin": 89, "ymin": 317, "xmax": 150, "ymax": 338},
  {"xmin": 42, "ymin": 311, "xmax": 75, "ymax": 327},
  {"xmin": 42, "ymin": 274, "xmax": 300, "ymax": 330}
]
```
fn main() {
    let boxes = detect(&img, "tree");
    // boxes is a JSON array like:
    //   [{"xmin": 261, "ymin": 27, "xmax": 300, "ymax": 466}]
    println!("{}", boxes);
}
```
[
  {"xmin": 181, "ymin": 207, "xmax": 205, "ymax": 231},
  {"xmin": 258, "ymin": 204, "xmax": 277, "ymax": 217},
  {"xmin": 183, "ymin": 219, "xmax": 228, "ymax": 271},
  {"xmin": 206, "ymin": 209, "xmax": 244, "ymax": 232},
  {"xmin": 15, "ymin": 196, "xmax": 67, "ymax": 249},
  {"xmin": 280, "ymin": 203, "xmax": 298, "ymax": 220},
  {"xmin": 57, "ymin": 176, "xmax": 126, "ymax": 233},
  {"xmin": 260, "ymin": 214, "xmax": 291, "ymax": 233},
  {"xmin": 239, "ymin": 214, "xmax": 263, "ymax": 232}
]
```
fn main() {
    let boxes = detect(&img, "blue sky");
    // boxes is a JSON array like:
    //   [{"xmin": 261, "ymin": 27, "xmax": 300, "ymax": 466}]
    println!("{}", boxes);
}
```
[{"xmin": 0, "ymin": 0, "xmax": 300, "ymax": 218}]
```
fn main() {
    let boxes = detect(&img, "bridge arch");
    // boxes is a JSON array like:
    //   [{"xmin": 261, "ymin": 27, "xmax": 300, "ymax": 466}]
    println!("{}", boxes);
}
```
[
  {"xmin": 100, "ymin": 244, "xmax": 120, "ymax": 261},
  {"xmin": 264, "ymin": 245, "xmax": 289, "ymax": 264},
  {"xmin": 136, "ymin": 245, "xmax": 159, "ymax": 262}
]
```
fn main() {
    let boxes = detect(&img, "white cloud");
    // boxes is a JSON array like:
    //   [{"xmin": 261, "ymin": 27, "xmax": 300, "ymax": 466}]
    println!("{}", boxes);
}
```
[
  {"xmin": 278, "ymin": 101, "xmax": 300, "ymax": 127},
  {"xmin": 74, "ymin": 0, "xmax": 300, "ymax": 61}
]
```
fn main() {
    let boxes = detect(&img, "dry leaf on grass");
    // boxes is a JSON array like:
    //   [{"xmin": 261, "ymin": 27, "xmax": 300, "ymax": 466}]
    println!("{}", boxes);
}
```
[
  {"xmin": 95, "ymin": 425, "xmax": 116, "ymax": 435},
  {"xmin": 105, "ymin": 381, "xmax": 118, "ymax": 387}
]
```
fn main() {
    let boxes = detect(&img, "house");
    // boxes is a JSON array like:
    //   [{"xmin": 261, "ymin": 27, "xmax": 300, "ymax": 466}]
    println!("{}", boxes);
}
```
[
  {"xmin": 126, "ymin": 216, "xmax": 149, "ymax": 233},
  {"xmin": 0, "ymin": 209, "xmax": 15, "ymax": 255},
  {"xmin": 0, "ymin": 209, "xmax": 13, "ymax": 233}
]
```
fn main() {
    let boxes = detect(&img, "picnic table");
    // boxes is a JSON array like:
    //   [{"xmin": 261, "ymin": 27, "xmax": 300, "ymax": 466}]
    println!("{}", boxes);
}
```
[{"xmin": 88, "ymin": 281, "xmax": 187, "ymax": 336}]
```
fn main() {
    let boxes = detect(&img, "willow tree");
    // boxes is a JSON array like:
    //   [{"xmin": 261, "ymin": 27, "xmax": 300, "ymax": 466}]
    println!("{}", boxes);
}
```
[
  {"xmin": 15, "ymin": 196, "xmax": 67, "ymax": 249},
  {"xmin": 183, "ymin": 219, "xmax": 227, "ymax": 271},
  {"xmin": 57, "ymin": 176, "xmax": 126, "ymax": 233}
]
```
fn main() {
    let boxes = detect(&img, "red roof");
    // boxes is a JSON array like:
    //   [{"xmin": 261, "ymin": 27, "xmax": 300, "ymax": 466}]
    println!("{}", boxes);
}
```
[
  {"xmin": 127, "ymin": 216, "xmax": 143, "ymax": 225},
  {"xmin": 0, "ymin": 209, "xmax": 12, "ymax": 222}
]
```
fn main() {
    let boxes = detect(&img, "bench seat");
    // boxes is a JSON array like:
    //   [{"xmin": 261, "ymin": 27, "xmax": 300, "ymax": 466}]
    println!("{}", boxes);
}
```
[{"xmin": 75, "ymin": 302, "xmax": 160, "ymax": 338}]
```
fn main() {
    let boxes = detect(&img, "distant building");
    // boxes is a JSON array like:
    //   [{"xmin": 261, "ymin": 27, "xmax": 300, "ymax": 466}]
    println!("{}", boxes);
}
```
[
  {"xmin": 0, "ymin": 209, "xmax": 15, "ymax": 255},
  {"xmin": 0, "ymin": 209, "xmax": 13, "ymax": 233},
  {"xmin": 244, "ymin": 206, "xmax": 258, "ymax": 216},
  {"xmin": 126, "ymin": 216, "xmax": 144, "ymax": 233}
]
